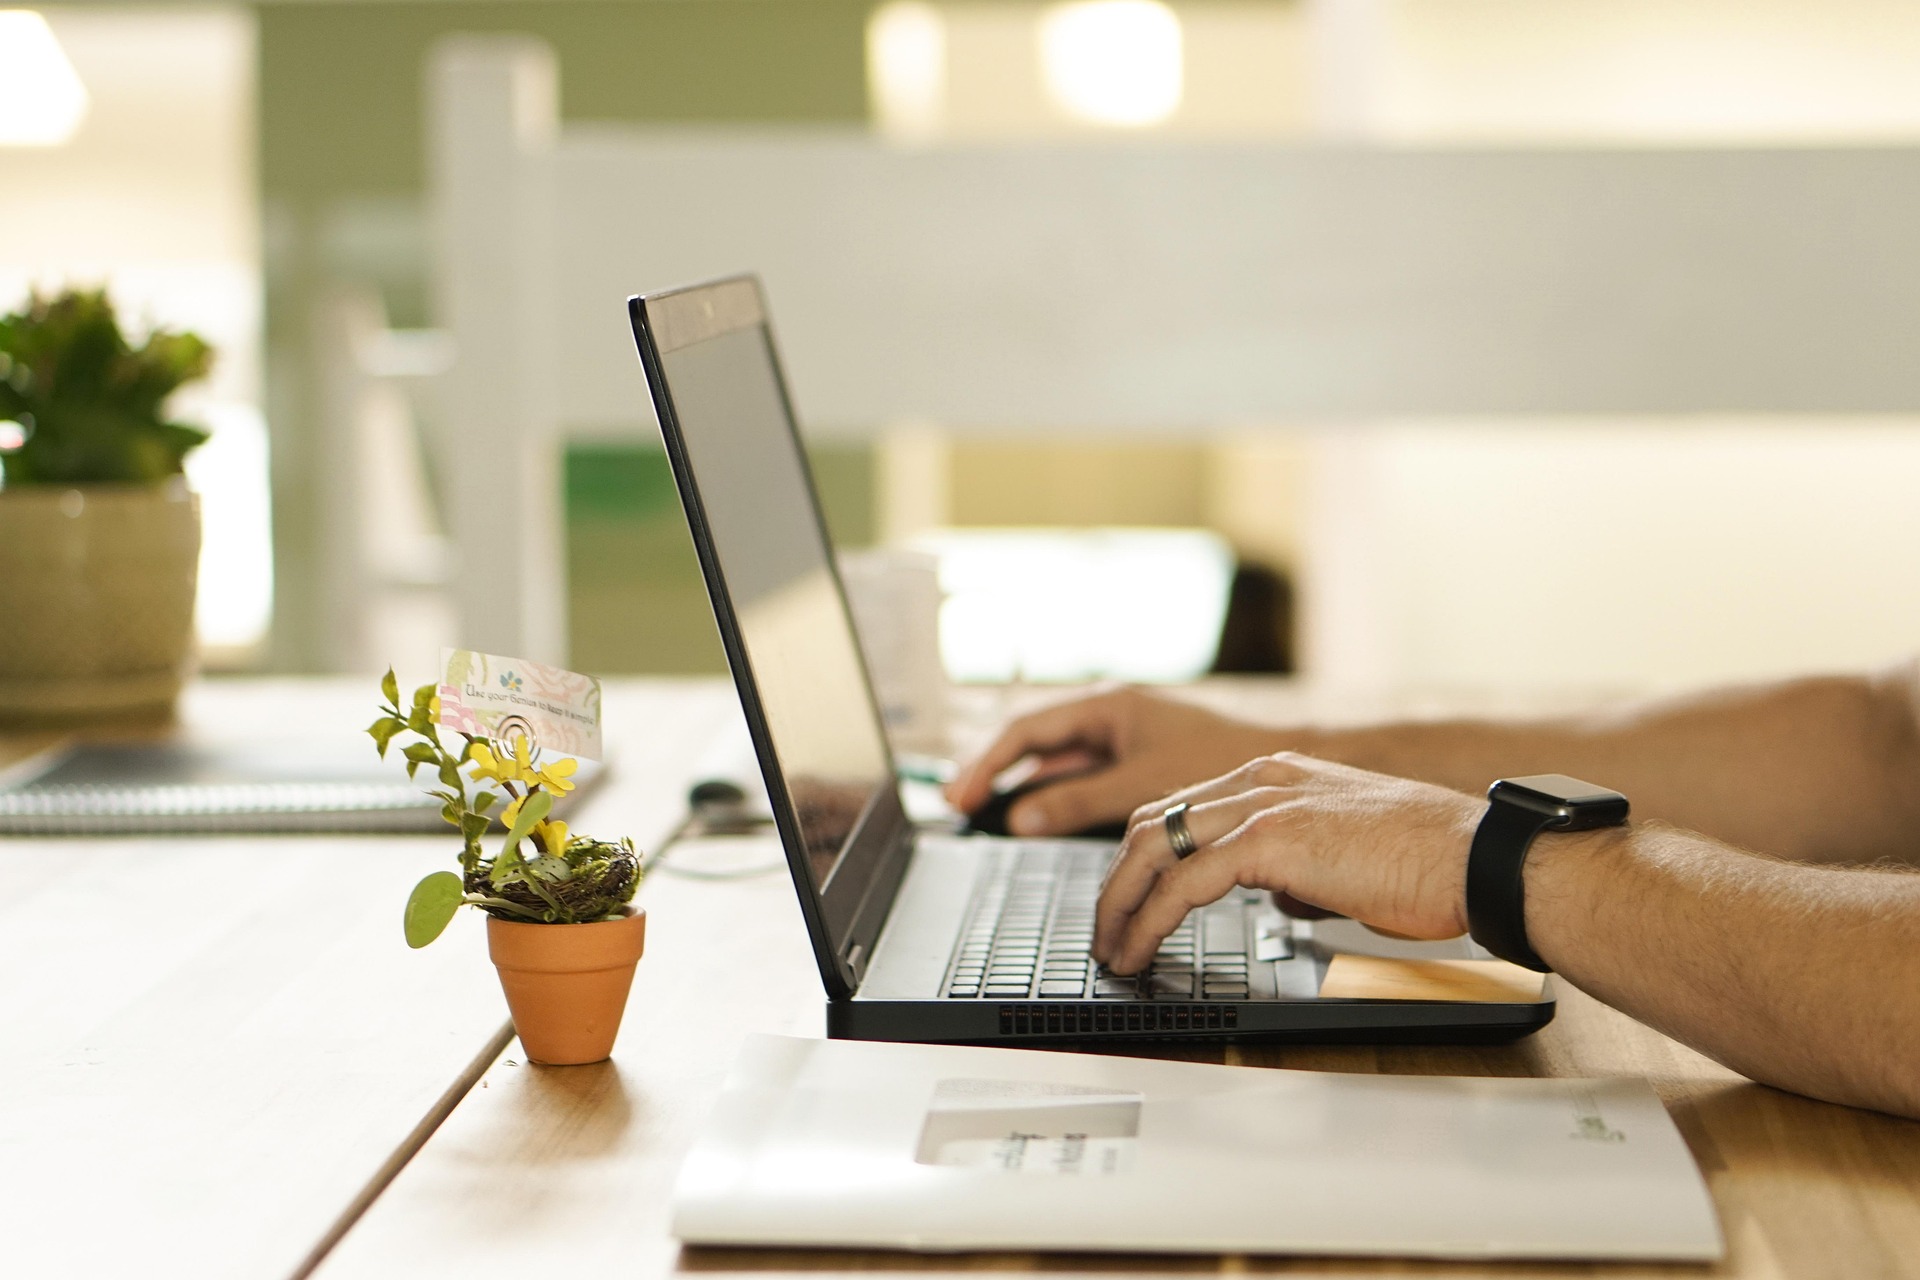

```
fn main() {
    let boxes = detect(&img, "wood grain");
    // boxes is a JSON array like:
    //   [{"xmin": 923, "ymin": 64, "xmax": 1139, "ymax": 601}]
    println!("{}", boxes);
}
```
[
  {"xmin": 312, "ymin": 830, "xmax": 826, "ymax": 1278},
  {"xmin": 0, "ymin": 677, "xmax": 739, "ymax": 1280},
  {"xmin": 313, "ymin": 816, "xmax": 1920, "ymax": 1280}
]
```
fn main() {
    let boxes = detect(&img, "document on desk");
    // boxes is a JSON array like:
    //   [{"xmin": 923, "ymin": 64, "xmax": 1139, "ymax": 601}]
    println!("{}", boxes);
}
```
[{"xmin": 672, "ymin": 1035, "xmax": 1723, "ymax": 1262}]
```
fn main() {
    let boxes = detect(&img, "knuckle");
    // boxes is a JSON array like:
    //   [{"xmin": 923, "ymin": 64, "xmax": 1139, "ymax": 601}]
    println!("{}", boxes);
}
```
[
  {"xmin": 1232, "ymin": 758, "xmax": 1270, "ymax": 783},
  {"xmin": 1260, "ymin": 751, "xmax": 1310, "ymax": 781}
]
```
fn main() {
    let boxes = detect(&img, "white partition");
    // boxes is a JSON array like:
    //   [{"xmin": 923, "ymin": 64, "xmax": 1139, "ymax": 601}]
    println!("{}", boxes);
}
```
[
  {"xmin": 551, "ymin": 137, "xmax": 1920, "ymax": 432},
  {"xmin": 427, "ymin": 36, "xmax": 567, "ymax": 664}
]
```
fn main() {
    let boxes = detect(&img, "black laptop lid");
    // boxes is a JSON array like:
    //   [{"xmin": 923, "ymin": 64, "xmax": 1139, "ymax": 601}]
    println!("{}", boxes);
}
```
[{"xmin": 627, "ymin": 276, "xmax": 913, "ymax": 997}]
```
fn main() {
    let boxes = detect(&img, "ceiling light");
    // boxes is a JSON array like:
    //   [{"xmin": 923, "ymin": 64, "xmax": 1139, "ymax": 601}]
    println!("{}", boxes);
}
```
[
  {"xmin": 1039, "ymin": 0, "xmax": 1182, "ymax": 129},
  {"xmin": 869, "ymin": 2, "xmax": 948, "ymax": 142},
  {"xmin": 0, "ymin": 11, "xmax": 88, "ymax": 147}
]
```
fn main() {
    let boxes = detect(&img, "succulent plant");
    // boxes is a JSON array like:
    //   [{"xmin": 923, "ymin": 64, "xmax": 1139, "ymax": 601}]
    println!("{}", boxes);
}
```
[{"xmin": 0, "ymin": 287, "xmax": 213, "ymax": 486}]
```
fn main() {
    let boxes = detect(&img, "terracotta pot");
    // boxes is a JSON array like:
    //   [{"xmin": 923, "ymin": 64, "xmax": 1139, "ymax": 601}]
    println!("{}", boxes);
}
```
[
  {"xmin": 0, "ymin": 479, "xmax": 201, "ymax": 723},
  {"xmin": 486, "ymin": 907, "xmax": 647, "ymax": 1065}
]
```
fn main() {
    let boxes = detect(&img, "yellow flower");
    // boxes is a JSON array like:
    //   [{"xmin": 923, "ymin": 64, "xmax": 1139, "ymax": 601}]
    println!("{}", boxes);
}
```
[
  {"xmin": 533, "ymin": 755, "xmax": 578, "ymax": 796},
  {"xmin": 429, "ymin": 693, "xmax": 442, "ymax": 720},
  {"xmin": 533, "ymin": 818, "xmax": 570, "ymax": 859},
  {"xmin": 470, "ymin": 736, "xmax": 543, "ymax": 786},
  {"xmin": 468, "ymin": 741, "xmax": 514, "ymax": 785},
  {"xmin": 500, "ymin": 792, "xmax": 526, "ymax": 830}
]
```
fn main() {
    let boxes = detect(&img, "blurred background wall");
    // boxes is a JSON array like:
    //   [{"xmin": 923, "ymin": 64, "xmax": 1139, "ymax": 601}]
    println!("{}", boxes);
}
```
[{"xmin": 7, "ymin": 0, "xmax": 1920, "ymax": 703}]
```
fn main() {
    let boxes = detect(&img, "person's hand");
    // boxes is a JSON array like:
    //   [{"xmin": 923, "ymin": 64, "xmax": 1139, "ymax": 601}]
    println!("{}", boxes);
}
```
[
  {"xmin": 944, "ymin": 687, "xmax": 1290, "ymax": 837},
  {"xmin": 1092, "ymin": 753, "xmax": 1481, "ymax": 974}
]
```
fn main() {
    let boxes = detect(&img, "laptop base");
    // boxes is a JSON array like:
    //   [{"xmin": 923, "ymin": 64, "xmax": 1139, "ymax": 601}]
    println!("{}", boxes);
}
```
[{"xmin": 827, "ymin": 995, "xmax": 1555, "ymax": 1045}]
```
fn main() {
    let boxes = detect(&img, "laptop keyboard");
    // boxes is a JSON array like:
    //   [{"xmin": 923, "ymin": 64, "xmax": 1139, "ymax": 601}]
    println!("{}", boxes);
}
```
[{"xmin": 942, "ymin": 844, "xmax": 1291, "ymax": 1001}]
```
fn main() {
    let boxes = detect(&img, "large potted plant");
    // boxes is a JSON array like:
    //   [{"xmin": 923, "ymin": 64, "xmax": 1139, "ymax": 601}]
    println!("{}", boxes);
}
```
[
  {"xmin": 371, "ymin": 671, "xmax": 647, "ymax": 1066},
  {"xmin": 0, "ymin": 287, "xmax": 213, "ymax": 722}
]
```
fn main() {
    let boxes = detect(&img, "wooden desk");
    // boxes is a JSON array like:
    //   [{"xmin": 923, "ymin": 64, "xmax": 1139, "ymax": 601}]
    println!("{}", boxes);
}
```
[
  {"xmin": 0, "ymin": 678, "xmax": 740, "ymax": 1279},
  {"xmin": 315, "ymin": 683, "xmax": 1920, "ymax": 1280},
  {"xmin": 8, "ymin": 679, "xmax": 1920, "ymax": 1278}
]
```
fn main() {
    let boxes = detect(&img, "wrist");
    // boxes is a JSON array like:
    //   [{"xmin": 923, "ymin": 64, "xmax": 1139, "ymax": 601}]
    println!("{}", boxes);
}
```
[
  {"xmin": 1517, "ymin": 824, "xmax": 1632, "ymax": 971},
  {"xmin": 1466, "ymin": 775, "xmax": 1629, "ymax": 972}
]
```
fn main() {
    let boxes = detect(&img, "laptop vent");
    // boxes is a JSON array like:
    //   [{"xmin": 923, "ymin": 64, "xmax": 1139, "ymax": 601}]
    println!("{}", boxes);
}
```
[{"xmin": 996, "ymin": 1003, "xmax": 1236, "ymax": 1037}]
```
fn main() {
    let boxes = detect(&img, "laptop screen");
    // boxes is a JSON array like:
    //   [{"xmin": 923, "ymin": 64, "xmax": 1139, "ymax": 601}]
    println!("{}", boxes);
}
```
[{"xmin": 651, "ymin": 323, "xmax": 894, "ymax": 892}]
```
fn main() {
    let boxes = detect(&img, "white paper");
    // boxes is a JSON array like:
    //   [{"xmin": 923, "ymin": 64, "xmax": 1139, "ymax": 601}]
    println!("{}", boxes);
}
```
[{"xmin": 672, "ymin": 1035, "xmax": 1723, "ymax": 1261}]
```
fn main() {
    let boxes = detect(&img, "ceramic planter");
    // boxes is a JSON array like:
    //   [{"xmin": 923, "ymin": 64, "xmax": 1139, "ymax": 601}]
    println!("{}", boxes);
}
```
[
  {"xmin": 486, "ymin": 907, "xmax": 647, "ymax": 1065},
  {"xmin": 0, "ymin": 479, "xmax": 201, "ymax": 723}
]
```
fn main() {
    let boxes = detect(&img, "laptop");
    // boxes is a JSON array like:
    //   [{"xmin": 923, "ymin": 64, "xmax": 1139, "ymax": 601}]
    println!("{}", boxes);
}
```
[{"xmin": 626, "ymin": 274, "xmax": 1553, "ymax": 1045}]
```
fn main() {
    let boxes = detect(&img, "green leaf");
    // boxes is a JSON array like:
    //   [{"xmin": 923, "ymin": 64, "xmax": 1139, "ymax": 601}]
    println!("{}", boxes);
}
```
[
  {"xmin": 460, "ymin": 811, "xmax": 490, "ymax": 843},
  {"xmin": 381, "ymin": 668, "xmax": 399, "ymax": 706},
  {"xmin": 440, "ymin": 798, "xmax": 463, "ymax": 827},
  {"xmin": 403, "ymin": 870, "xmax": 464, "ymax": 948},
  {"xmin": 502, "ymin": 789, "xmax": 553, "ymax": 851},
  {"xmin": 367, "ymin": 716, "xmax": 405, "ymax": 757},
  {"xmin": 490, "ymin": 843, "xmax": 525, "ymax": 889},
  {"xmin": 412, "ymin": 682, "xmax": 436, "ymax": 711},
  {"xmin": 466, "ymin": 893, "xmax": 545, "ymax": 922},
  {"xmin": 437, "ymin": 758, "xmax": 462, "ymax": 790},
  {"xmin": 401, "ymin": 741, "xmax": 439, "ymax": 765},
  {"xmin": 472, "ymin": 791, "xmax": 497, "ymax": 815}
]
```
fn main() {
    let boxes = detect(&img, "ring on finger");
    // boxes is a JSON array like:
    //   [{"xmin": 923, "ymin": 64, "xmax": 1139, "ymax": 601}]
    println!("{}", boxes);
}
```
[{"xmin": 1162, "ymin": 801, "xmax": 1198, "ymax": 860}]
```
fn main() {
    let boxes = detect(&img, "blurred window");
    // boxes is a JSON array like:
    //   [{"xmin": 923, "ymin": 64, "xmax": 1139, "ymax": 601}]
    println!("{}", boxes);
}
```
[
  {"xmin": 915, "ymin": 528, "xmax": 1235, "ymax": 683},
  {"xmin": 0, "ymin": 7, "xmax": 268, "ymax": 661}
]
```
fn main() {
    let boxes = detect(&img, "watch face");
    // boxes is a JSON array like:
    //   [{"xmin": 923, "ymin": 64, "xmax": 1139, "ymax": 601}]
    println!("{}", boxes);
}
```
[
  {"xmin": 1492, "ymin": 774, "xmax": 1630, "ymax": 827},
  {"xmin": 1503, "ymin": 774, "xmax": 1624, "ymax": 807}
]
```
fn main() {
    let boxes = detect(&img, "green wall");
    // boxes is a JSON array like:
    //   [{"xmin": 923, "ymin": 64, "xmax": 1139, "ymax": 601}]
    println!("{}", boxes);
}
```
[
  {"xmin": 565, "ymin": 443, "xmax": 874, "ymax": 673},
  {"xmin": 259, "ymin": 0, "xmax": 874, "ymax": 672}
]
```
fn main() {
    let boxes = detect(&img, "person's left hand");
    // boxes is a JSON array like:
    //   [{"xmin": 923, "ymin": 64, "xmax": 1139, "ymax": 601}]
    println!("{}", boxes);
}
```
[{"xmin": 1092, "ymin": 753, "xmax": 1483, "ymax": 974}]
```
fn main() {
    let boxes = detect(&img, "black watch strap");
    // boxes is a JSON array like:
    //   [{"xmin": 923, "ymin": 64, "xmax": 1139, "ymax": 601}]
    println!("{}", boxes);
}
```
[{"xmin": 1466, "ymin": 802, "xmax": 1558, "ymax": 973}]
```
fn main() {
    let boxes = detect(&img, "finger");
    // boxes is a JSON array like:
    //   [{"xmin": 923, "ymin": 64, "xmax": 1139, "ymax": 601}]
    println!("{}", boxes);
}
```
[
  {"xmin": 1005, "ymin": 757, "xmax": 1165, "ymax": 837},
  {"xmin": 1116, "ymin": 754, "xmax": 1307, "ymax": 843},
  {"xmin": 1093, "ymin": 789, "xmax": 1281, "ymax": 964},
  {"xmin": 944, "ymin": 695, "xmax": 1123, "ymax": 813},
  {"xmin": 1022, "ymin": 748, "xmax": 1105, "ymax": 786},
  {"xmin": 1107, "ymin": 832, "xmax": 1265, "ymax": 974}
]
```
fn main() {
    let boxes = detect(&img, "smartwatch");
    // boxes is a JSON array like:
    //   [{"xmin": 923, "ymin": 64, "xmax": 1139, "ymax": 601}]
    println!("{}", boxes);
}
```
[{"xmin": 1466, "ymin": 774, "xmax": 1629, "ymax": 973}]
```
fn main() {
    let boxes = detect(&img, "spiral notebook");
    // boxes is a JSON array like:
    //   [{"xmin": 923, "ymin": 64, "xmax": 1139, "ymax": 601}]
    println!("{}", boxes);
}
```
[{"xmin": 0, "ymin": 739, "xmax": 601, "ymax": 836}]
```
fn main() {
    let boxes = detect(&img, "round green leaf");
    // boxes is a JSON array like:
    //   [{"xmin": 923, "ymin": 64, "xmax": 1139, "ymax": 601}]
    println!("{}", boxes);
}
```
[{"xmin": 403, "ymin": 870, "xmax": 465, "ymax": 949}]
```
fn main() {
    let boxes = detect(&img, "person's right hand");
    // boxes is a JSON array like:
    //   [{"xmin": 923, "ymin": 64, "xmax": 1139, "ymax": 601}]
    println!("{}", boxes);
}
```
[{"xmin": 944, "ymin": 687, "xmax": 1291, "ymax": 837}]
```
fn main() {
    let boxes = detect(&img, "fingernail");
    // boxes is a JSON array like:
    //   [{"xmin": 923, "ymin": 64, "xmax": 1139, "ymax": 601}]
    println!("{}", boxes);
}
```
[{"xmin": 1009, "ymin": 805, "xmax": 1044, "ymax": 836}]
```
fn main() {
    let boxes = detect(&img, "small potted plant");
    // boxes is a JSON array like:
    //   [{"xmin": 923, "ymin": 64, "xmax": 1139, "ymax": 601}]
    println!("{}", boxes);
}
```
[
  {"xmin": 0, "ymin": 287, "xmax": 214, "ymax": 722},
  {"xmin": 370, "ymin": 670, "xmax": 646, "ymax": 1066}
]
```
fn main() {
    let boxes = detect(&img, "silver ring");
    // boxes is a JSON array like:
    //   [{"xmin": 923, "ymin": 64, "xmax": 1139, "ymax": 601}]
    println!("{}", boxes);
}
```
[{"xmin": 1163, "ymin": 801, "xmax": 1198, "ymax": 860}]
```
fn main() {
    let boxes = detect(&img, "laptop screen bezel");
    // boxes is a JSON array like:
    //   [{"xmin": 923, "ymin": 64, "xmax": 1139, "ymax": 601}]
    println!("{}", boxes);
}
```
[{"xmin": 627, "ymin": 276, "xmax": 914, "ymax": 999}]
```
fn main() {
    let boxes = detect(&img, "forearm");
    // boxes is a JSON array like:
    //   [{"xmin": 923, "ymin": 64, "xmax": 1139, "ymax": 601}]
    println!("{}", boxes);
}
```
[
  {"xmin": 1300, "ymin": 668, "xmax": 1920, "ymax": 865},
  {"xmin": 1525, "ymin": 824, "xmax": 1920, "ymax": 1117}
]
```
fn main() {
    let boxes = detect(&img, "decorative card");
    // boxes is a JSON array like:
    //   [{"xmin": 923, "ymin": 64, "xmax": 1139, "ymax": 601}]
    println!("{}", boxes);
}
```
[{"xmin": 436, "ymin": 649, "xmax": 603, "ymax": 761}]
